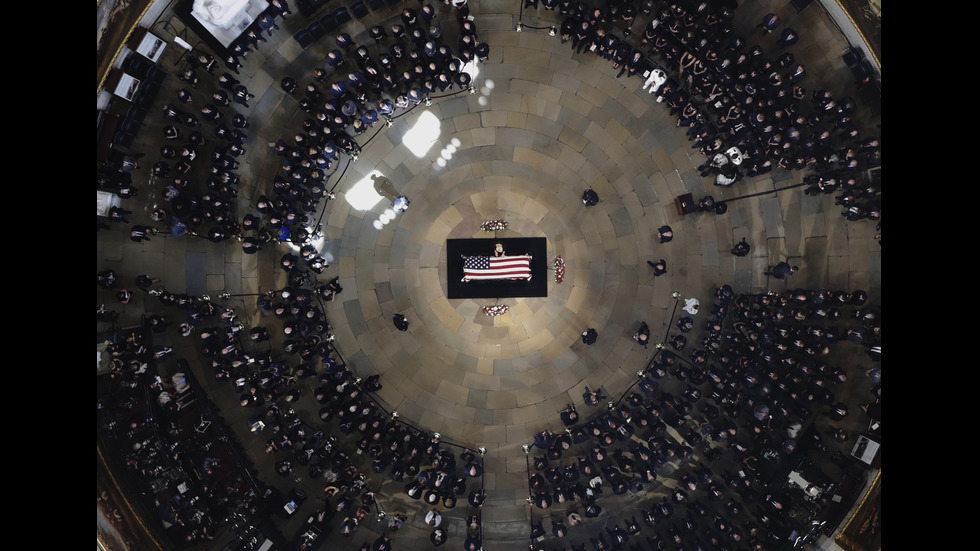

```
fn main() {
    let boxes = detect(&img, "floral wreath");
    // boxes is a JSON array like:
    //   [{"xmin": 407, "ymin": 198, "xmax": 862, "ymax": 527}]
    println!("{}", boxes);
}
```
[
  {"xmin": 482, "ymin": 304, "xmax": 509, "ymax": 316},
  {"xmin": 554, "ymin": 257, "xmax": 565, "ymax": 283},
  {"xmin": 481, "ymin": 219, "xmax": 508, "ymax": 232}
]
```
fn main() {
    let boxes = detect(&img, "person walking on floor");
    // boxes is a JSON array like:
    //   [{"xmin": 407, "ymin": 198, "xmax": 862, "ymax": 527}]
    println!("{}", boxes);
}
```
[{"xmin": 764, "ymin": 261, "xmax": 798, "ymax": 279}]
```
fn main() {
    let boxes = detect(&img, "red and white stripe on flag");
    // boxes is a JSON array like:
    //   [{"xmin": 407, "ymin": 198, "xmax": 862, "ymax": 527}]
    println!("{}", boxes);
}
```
[{"xmin": 462, "ymin": 254, "xmax": 532, "ymax": 282}]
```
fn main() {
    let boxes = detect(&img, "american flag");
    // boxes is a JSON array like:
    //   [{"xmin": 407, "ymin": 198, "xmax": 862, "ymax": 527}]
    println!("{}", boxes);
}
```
[{"xmin": 462, "ymin": 254, "xmax": 532, "ymax": 282}]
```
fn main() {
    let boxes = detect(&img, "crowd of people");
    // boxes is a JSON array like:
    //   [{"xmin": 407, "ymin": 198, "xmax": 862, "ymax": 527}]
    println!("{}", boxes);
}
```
[
  {"xmin": 247, "ymin": 2, "xmax": 488, "ymax": 260},
  {"xmin": 549, "ymin": 0, "xmax": 880, "ymax": 205},
  {"xmin": 156, "ymin": 45, "xmax": 263, "ymax": 242},
  {"xmin": 98, "ymin": 1, "xmax": 496, "ymax": 547},
  {"xmin": 98, "ymin": 264, "xmax": 880, "ymax": 550},
  {"xmin": 99, "ymin": 1, "xmax": 880, "ymax": 549},
  {"xmin": 98, "ymin": 260, "xmax": 492, "ymax": 548},
  {"xmin": 522, "ymin": 281, "xmax": 881, "ymax": 550},
  {"xmin": 97, "ymin": 322, "xmax": 254, "ymax": 546}
]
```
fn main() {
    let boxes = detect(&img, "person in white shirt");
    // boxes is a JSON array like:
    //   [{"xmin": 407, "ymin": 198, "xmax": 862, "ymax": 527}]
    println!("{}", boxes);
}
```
[
  {"xmin": 642, "ymin": 68, "xmax": 667, "ymax": 94},
  {"xmin": 425, "ymin": 508, "xmax": 442, "ymax": 527}
]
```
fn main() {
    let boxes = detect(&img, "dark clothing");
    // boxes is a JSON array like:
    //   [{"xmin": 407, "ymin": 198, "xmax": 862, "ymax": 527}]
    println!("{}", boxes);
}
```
[
  {"xmin": 648, "ymin": 259, "xmax": 667, "ymax": 276},
  {"xmin": 130, "ymin": 225, "xmax": 152, "ymax": 242},
  {"xmin": 582, "ymin": 188, "xmax": 599, "ymax": 206},
  {"xmin": 779, "ymin": 28, "xmax": 799, "ymax": 48},
  {"xmin": 768, "ymin": 262, "xmax": 795, "ymax": 279},
  {"xmin": 635, "ymin": 322, "xmax": 650, "ymax": 347},
  {"xmin": 731, "ymin": 238, "xmax": 750, "ymax": 257},
  {"xmin": 393, "ymin": 314, "xmax": 409, "ymax": 331},
  {"xmin": 135, "ymin": 275, "xmax": 155, "ymax": 290}
]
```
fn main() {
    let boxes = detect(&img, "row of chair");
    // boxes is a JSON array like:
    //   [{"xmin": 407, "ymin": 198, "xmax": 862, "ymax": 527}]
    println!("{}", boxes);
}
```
[
  {"xmin": 293, "ymin": 0, "xmax": 403, "ymax": 49},
  {"xmin": 299, "ymin": 0, "xmax": 394, "ymax": 18},
  {"xmin": 298, "ymin": 0, "xmax": 333, "ymax": 17},
  {"xmin": 295, "ymin": 6, "xmax": 348, "ymax": 49},
  {"xmin": 112, "ymin": 52, "xmax": 170, "ymax": 150}
]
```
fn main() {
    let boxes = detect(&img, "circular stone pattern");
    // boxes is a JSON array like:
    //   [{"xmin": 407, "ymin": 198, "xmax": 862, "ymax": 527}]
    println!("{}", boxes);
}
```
[{"xmin": 327, "ymin": 42, "xmax": 687, "ymax": 446}]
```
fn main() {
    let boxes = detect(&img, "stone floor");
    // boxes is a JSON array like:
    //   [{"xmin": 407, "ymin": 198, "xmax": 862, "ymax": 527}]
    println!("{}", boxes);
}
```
[{"xmin": 98, "ymin": 1, "xmax": 881, "ymax": 550}]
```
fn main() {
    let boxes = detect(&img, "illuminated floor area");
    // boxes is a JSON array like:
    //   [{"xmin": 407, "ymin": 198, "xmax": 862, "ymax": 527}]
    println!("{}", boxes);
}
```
[{"xmin": 98, "ymin": 1, "xmax": 880, "ymax": 550}]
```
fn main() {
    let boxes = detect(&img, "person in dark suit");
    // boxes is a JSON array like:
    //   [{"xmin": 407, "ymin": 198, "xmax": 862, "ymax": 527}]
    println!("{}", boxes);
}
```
[
  {"xmin": 582, "ymin": 328, "xmax": 598, "ymax": 345},
  {"xmin": 582, "ymin": 188, "xmax": 599, "ymax": 205},
  {"xmin": 336, "ymin": 32, "xmax": 354, "ymax": 52},
  {"xmin": 130, "ymin": 225, "xmax": 152, "ymax": 242},
  {"xmin": 731, "ymin": 238, "xmax": 750, "ymax": 256},
  {"xmin": 572, "ymin": 20, "xmax": 592, "ymax": 53},
  {"xmin": 618, "ymin": 50, "xmax": 644, "ymax": 79},
  {"xmin": 257, "ymin": 13, "xmax": 278, "ymax": 35},
  {"xmin": 393, "ymin": 313, "xmax": 409, "ymax": 331},
  {"xmin": 647, "ymin": 259, "xmax": 667, "ymax": 276},
  {"xmin": 233, "ymin": 84, "xmax": 254, "ymax": 107},
  {"xmin": 657, "ymin": 225, "xmax": 673, "ymax": 243},
  {"xmin": 224, "ymin": 53, "xmax": 242, "ymax": 74},
  {"xmin": 583, "ymin": 386, "xmax": 604, "ymax": 405},
  {"xmin": 758, "ymin": 12, "xmax": 780, "ymax": 35},
  {"xmin": 560, "ymin": 16, "xmax": 577, "ymax": 44},
  {"xmin": 369, "ymin": 25, "xmax": 387, "ymax": 44},
  {"xmin": 778, "ymin": 28, "xmax": 799, "ymax": 48},
  {"xmin": 765, "ymin": 261, "xmax": 797, "ymax": 279},
  {"xmin": 634, "ymin": 322, "xmax": 650, "ymax": 347},
  {"xmin": 788, "ymin": 64, "xmax": 807, "ymax": 84},
  {"xmin": 268, "ymin": 0, "xmax": 291, "ymax": 18},
  {"xmin": 400, "ymin": 7, "xmax": 418, "ymax": 28}
]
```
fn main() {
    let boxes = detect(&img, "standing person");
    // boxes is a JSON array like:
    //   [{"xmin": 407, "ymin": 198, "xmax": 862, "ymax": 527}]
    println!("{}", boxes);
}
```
[
  {"xmin": 224, "ymin": 53, "xmax": 243, "ymax": 74},
  {"xmin": 218, "ymin": 72, "xmax": 239, "ymax": 91},
  {"xmin": 148, "ymin": 313, "xmax": 170, "ymax": 333},
  {"xmin": 757, "ymin": 13, "xmax": 780, "ymax": 35},
  {"xmin": 647, "ymin": 259, "xmax": 667, "ymax": 276},
  {"xmin": 97, "ymin": 270, "xmax": 117, "ymax": 288},
  {"xmin": 197, "ymin": 53, "xmax": 218, "ymax": 73},
  {"xmin": 677, "ymin": 316, "xmax": 694, "ymax": 332},
  {"xmin": 778, "ymin": 28, "xmax": 799, "ymax": 48},
  {"xmin": 393, "ymin": 313, "xmax": 409, "ymax": 331},
  {"xmin": 764, "ymin": 262, "xmax": 798, "ymax": 279},
  {"xmin": 731, "ymin": 238, "xmax": 750, "ymax": 257},
  {"xmin": 657, "ymin": 225, "xmax": 673, "ymax": 243},
  {"xmin": 232, "ymin": 113, "xmax": 250, "ymax": 129},
  {"xmin": 135, "ymin": 274, "xmax": 160, "ymax": 291},
  {"xmin": 269, "ymin": 0, "xmax": 291, "ymax": 18},
  {"xmin": 233, "ymin": 84, "xmax": 254, "ymax": 107},
  {"xmin": 582, "ymin": 188, "xmax": 599, "ymax": 206},
  {"xmin": 107, "ymin": 206, "xmax": 132, "ymax": 223},
  {"xmin": 633, "ymin": 322, "xmax": 650, "ymax": 348},
  {"xmin": 257, "ymin": 13, "xmax": 279, "ymax": 35},
  {"xmin": 130, "ymin": 225, "xmax": 152, "ymax": 242},
  {"xmin": 582, "ymin": 387, "xmax": 605, "ymax": 405}
]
